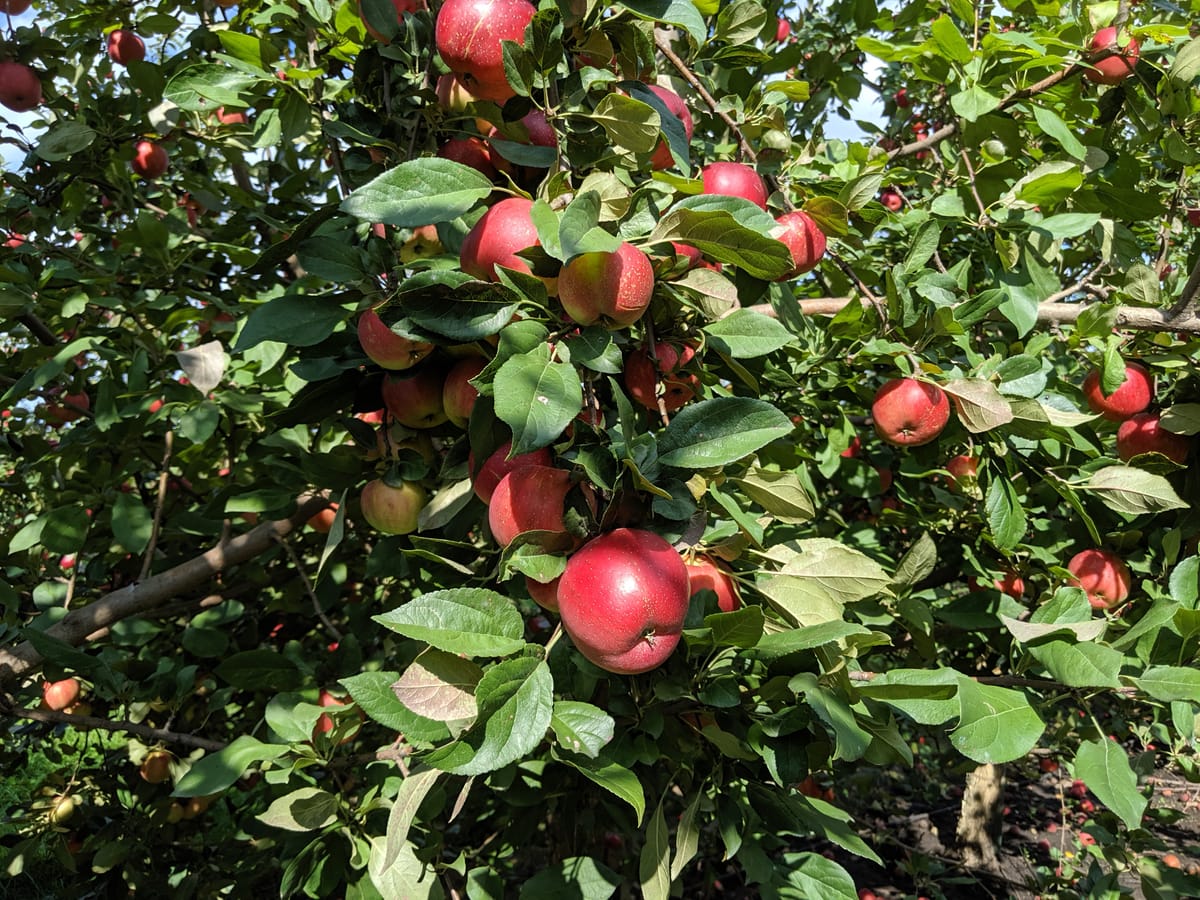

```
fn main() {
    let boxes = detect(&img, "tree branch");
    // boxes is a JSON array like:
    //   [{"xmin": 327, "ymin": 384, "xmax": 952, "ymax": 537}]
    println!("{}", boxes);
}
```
[
  {"xmin": 17, "ymin": 313, "xmax": 58, "ymax": 346},
  {"xmin": 3, "ymin": 703, "xmax": 227, "ymax": 751},
  {"xmin": 0, "ymin": 494, "xmax": 331, "ymax": 685}
]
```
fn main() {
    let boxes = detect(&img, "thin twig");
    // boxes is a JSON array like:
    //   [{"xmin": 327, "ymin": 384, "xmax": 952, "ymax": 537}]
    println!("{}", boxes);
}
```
[
  {"xmin": 1167, "ymin": 251, "xmax": 1200, "ymax": 321},
  {"xmin": 3, "ymin": 703, "xmax": 226, "ymax": 751},
  {"xmin": 275, "ymin": 534, "xmax": 344, "ymax": 643},
  {"xmin": 959, "ymin": 149, "xmax": 990, "ymax": 225},
  {"xmin": 139, "ymin": 430, "xmax": 174, "ymax": 582},
  {"xmin": 827, "ymin": 250, "xmax": 887, "ymax": 322}
]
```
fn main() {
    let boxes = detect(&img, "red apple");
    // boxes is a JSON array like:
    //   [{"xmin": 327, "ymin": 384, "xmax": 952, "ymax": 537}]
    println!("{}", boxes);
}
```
[
  {"xmin": 646, "ymin": 85, "xmax": 693, "ymax": 171},
  {"xmin": 357, "ymin": 308, "xmax": 434, "ymax": 370},
  {"xmin": 139, "ymin": 750, "xmax": 173, "ymax": 784},
  {"xmin": 45, "ymin": 391, "xmax": 90, "ymax": 425},
  {"xmin": 670, "ymin": 242, "xmax": 704, "ymax": 270},
  {"xmin": 557, "ymin": 528, "xmax": 691, "ymax": 674},
  {"xmin": 872, "ymin": 379, "xmax": 950, "ymax": 447},
  {"xmin": 624, "ymin": 342, "xmax": 699, "ymax": 413},
  {"xmin": 559, "ymin": 242, "xmax": 655, "ymax": 326},
  {"xmin": 994, "ymin": 571, "xmax": 1025, "ymax": 599},
  {"xmin": 880, "ymin": 188, "xmax": 904, "ymax": 212},
  {"xmin": 308, "ymin": 503, "xmax": 339, "ymax": 533},
  {"xmin": 894, "ymin": 88, "xmax": 909, "ymax": 108},
  {"xmin": 686, "ymin": 555, "xmax": 740, "ymax": 612},
  {"xmin": 701, "ymin": 162, "xmax": 768, "ymax": 210},
  {"xmin": 443, "ymin": 356, "xmax": 487, "ymax": 428},
  {"xmin": 1187, "ymin": 209, "xmax": 1200, "ymax": 228},
  {"xmin": 460, "ymin": 197, "xmax": 540, "ymax": 281},
  {"xmin": 526, "ymin": 574, "xmax": 561, "ymax": 612},
  {"xmin": 1116, "ymin": 412, "xmax": 1191, "ymax": 464},
  {"xmin": 381, "ymin": 368, "xmax": 448, "ymax": 428},
  {"xmin": 840, "ymin": 435, "xmax": 862, "ymax": 458},
  {"xmin": 1067, "ymin": 549, "xmax": 1131, "ymax": 609},
  {"xmin": 3, "ymin": 231, "xmax": 25, "ymax": 248},
  {"xmin": 0, "ymin": 0, "xmax": 32, "ymax": 13},
  {"xmin": 438, "ymin": 136, "xmax": 497, "ymax": 180},
  {"xmin": 1086, "ymin": 26, "xmax": 1140, "ymax": 86},
  {"xmin": 469, "ymin": 439, "xmax": 552, "ymax": 502},
  {"xmin": 42, "ymin": 678, "xmax": 81, "ymax": 711},
  {"xmin": 488, "ymin": 465, "xmax": 574, "ymax": 550},
  {"xmin": 434, "ymin": 0, "xmax": 536, "ymax": 102},
  {"xmin": 107, "ymin": 30, "xmax": 146, "ymax": 65},
  {"xmin": 945, "ymin": 454, "xmax": 978, "ymax": 490},
  {"xmin": 1082, "ymin": 362, "xmax": 1153, "ymax": 422},
  {"xmin": 359, "ymin": 0, "xmax": 418, "ymax": 42},
  {"xmin": 313, "ymin": 690, "xmax": 363, "ymax": 743},
  {"xmin": 360, "ymin": 478, "xmax": 427, "ymax": 534},
  {"xmin": 436, "ymin": 72, "xmax": 476, "ymax": 112},
  {"xmin": 214, "ymin": 106, "xmax": 248, "ymax": 125},
  {"xmin": 0, "ymin": 61, "xmax": 42, "ymax": 112},
  {"xmin": 775, "ymin": 17, "xmax": 790, "ymax": 43},
  {"xmin": 773, "ymin": 210, "xmax": 827, "ymax": 278},
  {"xmin": 131, "ymin": 140, "xmax": 169, "ymax": 178}
]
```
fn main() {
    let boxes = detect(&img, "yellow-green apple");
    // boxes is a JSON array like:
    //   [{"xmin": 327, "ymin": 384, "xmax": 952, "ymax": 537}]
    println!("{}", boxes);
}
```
[
  {"xmin": 1067, "ymin": 549, "xmax": 1131, "ymax": 609},
  {"xmin": 434, "ymin": 0, "xmax": 536, "ymax": 102},
  {"xmin": 701, "ymin": 161, "xmax": 768, "ymax": 210},
  {"xmin": 357, "ymin": 308, "xmax": 434, "ymax": 370},
  {"xmin": 308, "ymin": 502, "xmax": 339, "ymax": 533},
  {"xmin": 488, "ymin": 465, "xmax": 574, "ymax": 550},
  {"xmin": 131, "ymin": 140, "xmax": 169, "ymax": 178},
  {"xmin": 1086, "ymin": 27, "xmax": 1139, "ymax": 85},
  {"xmin": 399, "ymin": 225, "xmax": 443, "ymax": 263},
  {"xmin": 359, "ymin": 0, "xmax": 418, "ymax": 42},
  {"xmin": 945, "ymin": 454, "xmax": 978, "ymax": 490},
  {"xmin": 460, "ymin": 197, "xmax": 540, "ymax": 281},
  {"xmin": 107, "ymin": 30, "xmax": 145, "ymax": 65},
  {"xmin": 685, "ymin": 554, "xmax": 740, "ymax": 612},
  {"xmin": 360, "ymin": 478, "xmax": 427, "ymax": 534},
  {"xmin": 526, "ymin": 574, "xmax": 561, "ymax": 612},
  {"xmin": 443, "ymin": 356, "xmax": 487, "ymax": 427},
  {"xmin": 646, "ymin": 84, "xmax": 692, "ymax": 170},
  {"xmin": 773, "ymin": 210, "xmax": 827, "ymax": 278},
  {"xmin": 469, "ymin": 439, "xmax": 553, "ymax": 502},
  {"xmin": 1116, "ymin": 412, "xmax": 1190, "ymax": 464},
  {"xmin": 0, "ymin": 61, "xmax": 42, "ymax": 112},
  {"xmin": 559, "ymin": 242, "xmax": 655, "ymax": 326},
  {"xmin": 557, "ymin": 528, "xmax": 691, "ymax": 674},
  {"xmin": 42, "ymin": 678, "xmax": 81, "ymax": 711},
  {"xmin": 381, "ymin": 368, "xmax": 448, "ymax": 428},
  {"xmin": 872, "ymin": 378, "xmax": 950, "ymax": 447},
  {"xmin": 624, "ymin": 341, "xmax": 699, "ymax": 412},
  {"xmin": 313, "ymin": 690, "xmax": 363, "ymax": 743},
  {"xmin": 436, "ymin": 72, "xmax": 476, "ymax": 112},
  {"xmin": 1082, "ymin": 361, "xmax": 1153, "ymax": 422},
  {"xmin": 438, "ymin": 136, "xmax": 498, "ymax": 180},
  {"xmin": 139, "ymin": 750, "xmax": 173, "ymax": 784}
]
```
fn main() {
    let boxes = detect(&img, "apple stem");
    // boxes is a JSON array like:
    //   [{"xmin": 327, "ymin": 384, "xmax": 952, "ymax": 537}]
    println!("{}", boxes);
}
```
[{"xmin": 543, "ymin": 623, "xmax": 564, "ymax": 655}]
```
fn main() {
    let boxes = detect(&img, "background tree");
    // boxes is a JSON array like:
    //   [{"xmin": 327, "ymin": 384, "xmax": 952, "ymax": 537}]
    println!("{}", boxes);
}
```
[{"xmin": 2, "ymin": 0, "xmax": 1200, "ymax": 897}]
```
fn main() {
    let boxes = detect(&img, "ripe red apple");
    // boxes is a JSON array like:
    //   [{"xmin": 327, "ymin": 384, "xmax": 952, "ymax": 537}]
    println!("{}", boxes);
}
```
[
  {"xmin": 559, "ymin": 242, "xmax": 655, "ymax": 326},
  {"xmin": 443, "ymin": 356, "xmax": 487, "ymax": 428},
  {"xmin": 313, "ymin": 690, "xmax": 363, "ymax": 743},
  {"xmin": 308, "ymin": 502, "xmax": 339, "ymax": 533},
  {"xmin": 3, "ymin": 231, "xmax": 25, "ymax": 248},
  {"xmin": 42, "ymin": 678, "xmax": 81, "ymax": 711},
  {"xmin": 139, "ymin": 750, "xmax": 173, "ymax": 784},
  {"xmin": 670, "ymin": 242, "xmax": 704, "ymax": 270},
  {"xmin": 1082, "ymin": 362, "xmax": 1153, "ymax": 422},
  {"xmin": 488, "ymin": 465, "xmax": 574, "ymax": 550},
  {"xmin": 460, "ymin": 197, "xmax": 540, "ymax": 281},
  {"xmin": 1188, "ymin": 209, "xmax": 1200, "ymax": 228},
  {"xmin": 0, "ymin": 0, "xmax": 32, "ymax": 13},
  {"xmin": 646, "ymin": 85, "xmax": 693, "ymax": 171},
  {"xmin": 357, "ymin": 308, "xmax": 434, "ymax": 370},
  {"xmin": 434, "ymin": 0, "xmax": 536, "ymax": 102},
  {"xmin": 438, "ymin": 136, "xmax": 498, "ymax": 180},
  {"xmin": 557, "ymin": 528, "xmax": 691, "ymax": 674},
  {"xmin": 1067, "ymin": 549, "xmax": 1131, "ymax": 609},
  {"xmin": 107, "ymin": 30, "xmax": 146, "ymax": 65},
  {"xmin": 45, "ymin": 391, "xmax": 90, "ymax": 425},
  {"xmin": 360, "ymin": 478, "xmax": 427, "ymax": 534},
  {"xmin": 214, "ymin": 106, "xmax": 248, "ymax": 125},
  {"xmin": 872, "ymin": 379, "xmax": 950, "ymax": 447},
  {"xmin": 968, "ymin": 572, "xmax": 1025, "ymax": 599},
  {"xmin": 526, "ymin": 574, "xmax": 561, "ymax": 611},
  {"xmin": 131, "ymin": 140, "xmax": 169, "ymax": 178},
  {"xmin": 359, "ymin": 0, "xmax": 418, "ymax": 42},
  {"xmin": 945, "ymin": 454, "xmax": 978, "ymax": 490},
  {"xmin": 1116, "ymin": 412, "xmax": 1191, "ymax": 464},
  {"xmin": 381, "ymin": 368, "xmax": 448, "ymax": 428},
  {"xmin": 701, "ymin": 162, "xmax": 768, "ymax": 210},
  {"xmin": 773, "ymin": 210, "xmax": 827, "ymax": 278},
  {"xmin": 775, "ymin": 17, "xmax": 790, "ymax": 43},
  {"xmin": 1086, "ymin": 27, "xmax": 1140, "ymax": 86},
  {"xmin": 624, "ymin": 342, "xmax": 700, "ymax": 412},
  {"xmin": 686, "ymin": 555, "xmax": 740, "ymax": 612},
  {"xmin": 0, "ymin": 61, "xmax": 42, "ymax": 112},
  {"xmin": 880, "ymin": 188, "xmax": 904, "ymax": 212},
  {"xmin": 469, "ymin": 439, "xmax": 552, "ymax": 502},
  {"xmin": 894, "ymin": 88, "xmax": 909, "ymax": 108},
  {"xmin": 840, "ymin": 435, "xmax": 862, "ymax": 458}
]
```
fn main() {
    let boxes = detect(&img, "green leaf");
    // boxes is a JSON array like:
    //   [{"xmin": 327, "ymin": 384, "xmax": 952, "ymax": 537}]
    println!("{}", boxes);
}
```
[
  {"xmin": 398, "ymin": 274, "xmax": 520, "ymax": 342},
  {"xmin": 639, "ymin": 800, "xmax": 670, "ymax": 900},
  {"xmin": 382, "ymin": 768, "xmax": 442, "ymax": 872},
  {"xmin": 930, "ymin": 14, "xmax": 972, "ymax": 63},
  {"xmin": 657, "ymin": 397, "xmax": 793, "ymax": 468},
  {"xmin": 340, "ymin": 158, "xmax": 495, "ymax": 227},
  {"xmin": 173, "ymin": 736, "xmax": 288, "ymax": 798},
  {"xmin": 1027, "ymin": 641, "xmax": 1123, "ymax": 688},
  {"xmin": 1075, "ymin": 466, "xmax": 1189, "ymax": 516},
  {"xmin": 783, "ymin": 852, "xmax": 857, "ymax": 900},
  {"xmin": 942, "ymin": 379, "xmax": 1014, "ymax": 432},
  {"xmin": 518, "ymin": 857, "xmax": 620, "ymax": 900},
  {"xmin": 670, "ymin": 791, "xmax": 702, "ymax": 881},
  {"xmin": 985, "ymin": 476, "xmax": 1026, "ymax": 550},
  {"xmin": 703, "ymin": 309, "xmax": 793, "ymax": 358},
  {"xmin": 590, "ymin": 94, "xmax": 660, "ymax": 153},
  {"xmin": 791, "ymin": 673, "xmax": 871, "ymax": 761},
  {"xmin": 35, "ymin": 122, "xmax": 97, "ymax": 162},
  {"xmin": 1138, "ymin": 666, "xmax": 1200, "ymax": 703},
  {"xmin": 164, "ymin": 64, "xmax": 260, "ymax": 111},
  {"xmin": 339, "ymin": 671, "xmax": 451, "ymax": 745},
  {"xmin": 215, "ymin": 649, "xmax": 302, "ymax": 691},
  {"xmin": 732, "ymin": 468, "xmax": 815, "ymax": 524},
  {"xmin": 616, "ymin": 0, "xmax": 706, "ymax": 44},
  {"xmin": 752, "ymin": 621, "xmax": 873, "ymax": 656},
  {"xmin": 425, "ymin": 657, "xmax": 553, "ymax": 776},
  {"xmin": 950, "ymin": 678, "xmax": 1043, "ymax": 764},
  {"xmin": 1032, "ymin": 105, "xmax": 1087, "ymax": 160},
  {"xmin": 392, "ymin": 648, "xmax": 483, "ymax": 724},
  {"xmin": 856, "ymin": 668, "xmax": 960, "ymax": 726},
  {"xmin": 41, "ymin": 506, "xmax": 90, "ymax": 554},
  {"xmin": 893, "ymin": 532, "xmax": 938, "ymax": 589},
  {"xmin": 559, "ymin": 192, "xmax": 622, "ymax": 260},
  {"xmin": 1168, "ymin": 557, "xmax": 1199, "ymax": 606},
  {"xmin": 368, "ymin": 837, "xmax": 445, "ymax": 900},
  {"xmin": 235, "ymin": 294, "xmax": 351, "ymax": 351},
  {"xmin": 649, "ymin": 208, "xmax": 793, "ymax": 280},
  {"xmin": 1075, "ymin": 738, "xmax": 1147, "ymax": 831},
  {"xmin": 555, "ymin": 749, "xmax": 646, "ymax": 825},
  {"xmin": 1034, "ymin": 213, "xmax": 1101, "ymax": 239},
  {"xmin": 373, "ymin": 589, "xmax": 526, "ymax": 657},
  {"xmin": 295, "ymin": 237, "xmax": 366, "ymax": 283},
  {"xmin": 1169, "ymin": 36, "xmax": 1200, "ymax": 85},
  {"xmin": 550, "ymin": 701, "xmax": 615, "ymax": 758},
  {"xmin": 703, "ymin": 605, "xmax": 764, "ymax": 648},
  {"xmin": 493, "ymin": 344, "xmax": 583, "ymax": 455},
  {"xmin": 950, "ymin": 85, "xmax": 1001, "ymax": 122},
  {"xmin": 761, "ymin": 539, "xmax": 892, "ymax": 623},
  {"xmin": 257, "ymin": 787, "xmax": 339, "ymax": 832},
  {"xmin": 565, "ymin": 326, "xmax": 623, "ymax": 374}
]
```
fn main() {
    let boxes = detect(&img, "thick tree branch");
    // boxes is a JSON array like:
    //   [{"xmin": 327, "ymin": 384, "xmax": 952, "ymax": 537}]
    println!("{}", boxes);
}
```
[
  {"xmin": 1167, "ymin": 250, "xmax": 1200, "ymax": 321},
  {"xmin": 0, "ymin": 494, "xmax": 330, "ymax": 685},
  {"xmin": 17, "ymin": 313, "xmax": 58, "ymax": 346},
  {"xmin": 3, "ymin": 703, "xmax": 226, "ymax": 751}
]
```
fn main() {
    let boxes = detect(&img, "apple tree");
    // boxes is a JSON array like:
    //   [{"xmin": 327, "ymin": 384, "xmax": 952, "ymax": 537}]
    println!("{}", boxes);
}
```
[{"xmin": 2, "ymin": 0, "xmax": 1200, "ymax": 896}]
